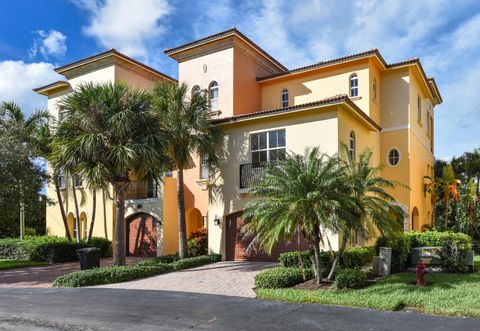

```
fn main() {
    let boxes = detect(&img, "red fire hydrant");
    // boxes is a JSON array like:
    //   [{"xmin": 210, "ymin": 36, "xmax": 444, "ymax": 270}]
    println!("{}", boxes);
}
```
[{"xmin": 416, "ymin": 260, "xmax": 428, "ymax": 286}]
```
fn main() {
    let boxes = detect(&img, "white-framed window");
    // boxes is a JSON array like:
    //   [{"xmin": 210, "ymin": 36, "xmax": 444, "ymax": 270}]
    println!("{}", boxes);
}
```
[
  {"xmin": 147, "ymin": 180, "xmax": 159, "ymax": 198},
  {"xmin": 58, "ymin": 110, "xmax": 69, "ymax": 122},
  {"xmin": 209, "ymin": 81, "xmax": 219, "ymax": 111},
  {"xmin": 58, "ymin": 170, "xmax": 66, "ymax": 189},
  {"xmin": 191, "ymin": 85, "xmax": 201, "ymax": 98},
  {"xmin": 349, "ymin": 131, "xmax": 356, "ymax": 160},
  {"xmin": 349, "ymin": 74, "xmax": 358, "ymax": 97},
  {"xmin": 372, "ymin": 77, "xmax": 377, "ymax": 102},
  {"xmin": 417, "ymin": 95, "xmax": 422, "ymax": 124},
  {"xmin": 250, "ymin": 129, "xmax": 286, "ymax": 163},
  {"xmin": 281, "ymin": 88, "xmax": 289, "ymax": 108},
  {"xmin": 386, "ymin": 148, "xmax": 401, "ymax": 167},
  {"xmin": 74, "ymin": 176, "xmax": 83, "ymax": 188},
  {"xmin": 200, "ymin": 155, "xmax": 209, "ymax": 180}
]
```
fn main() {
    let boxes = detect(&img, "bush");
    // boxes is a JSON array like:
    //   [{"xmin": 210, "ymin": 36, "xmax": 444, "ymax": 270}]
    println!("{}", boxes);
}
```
[
  {"xmin": 136, "ymin": 254, "xmax": 179, "ymax": 266},
  {"xmin": 342, "ymin": 247, "xmax": 376, "ymax": 269},
  {"xmin": 334, "ymin": 268, "xmax": 367, "ymax": 289},
  {"xmin": 0, "ymin": 236, "xmax": 112, "ymax": 263},
  {"xmin": 53, "ymin": 264, "xmax": 173, "ymax": 287},
  {"xmin": 187, "ymin": 228, "xmax": 208, "ymax": 257},
  {"xmin": 375, "ymin": 234, "xmax": 411, "ymax": 273},
  {"xmin": 441, "ymin": 238, "xmax": 470, "ymax": 273},
  {"xmin": 254, "ymin": 267, "xmax": 315, "ymax": 289},
  {"xmin": 172, "ymin": 254, "xmax": 222, "ymax": 270},
  {"xmin": 405, "ymin": 231, "xmax": 472, "ymax": 249}
]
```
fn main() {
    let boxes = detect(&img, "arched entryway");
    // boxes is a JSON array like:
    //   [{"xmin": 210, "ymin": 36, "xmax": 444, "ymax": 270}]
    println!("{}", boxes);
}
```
[
  {"xmin": 126, "ymin": 213, "xmax": 158, "ymax": 257},
  {"xmin": 186, "ymin": 208, "xmax": 203, "ymax": 238},
  {"xmin": 411, "ymin": 207, "xmax": 419, "ymax": 231},
  {"xmin": 80, "ymin": 212, "xmax": 88, "ymax": 240},
  {"xmin": 67, "ymin": 212, "xmax": 75, "ymax": 239}
]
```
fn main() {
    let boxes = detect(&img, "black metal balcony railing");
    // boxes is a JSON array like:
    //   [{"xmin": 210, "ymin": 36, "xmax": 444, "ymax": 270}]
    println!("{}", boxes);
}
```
[{"xmin": 239, "ymin": 163, "xmax": 265, "ymax": 189}]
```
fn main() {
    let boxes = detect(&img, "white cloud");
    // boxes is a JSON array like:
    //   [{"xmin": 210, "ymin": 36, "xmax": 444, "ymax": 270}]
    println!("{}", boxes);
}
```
[
  {"xmin": 0, "ymin": 61, "xmax": 63, "ymax": 114},
  {"xmin": 75, "ymin": 0, "xmax": 172, "ymax": 58},
  {"xmin": 30, "ymin": 30, "xmax": 67, "ymax": 58}
]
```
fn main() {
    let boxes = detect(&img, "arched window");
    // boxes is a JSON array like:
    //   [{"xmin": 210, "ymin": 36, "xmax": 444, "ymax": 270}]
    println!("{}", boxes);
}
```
[
  {"xmin": 281, "ymin": 88, "xmax": 289, "ymax": 108},
  {"xmin": 209, "ymin": 81, "xmax": 219, "ymax": 111},
  {"xmin": 349, "ymin": 73, "xmax": 358, "ymax": 97},
  {"xmin": 191, "ymin": 85, "xmax": 201, "ymax": 98},
  {"xmin": 349, "ymin": 131, "xmax": 356, "ymax": 160},
  {"xmin": 372, "ymin": 77, "xmax": 377, "ymax": 102}
]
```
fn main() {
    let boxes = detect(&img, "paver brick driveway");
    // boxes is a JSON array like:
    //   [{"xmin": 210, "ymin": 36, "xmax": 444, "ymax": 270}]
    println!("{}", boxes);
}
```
[{"xmin": 101, "ymin": 261, "xmax": 276, "ymax": 297}]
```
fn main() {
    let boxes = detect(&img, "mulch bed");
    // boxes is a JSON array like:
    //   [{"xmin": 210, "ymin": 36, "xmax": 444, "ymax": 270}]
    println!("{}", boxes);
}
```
[{"xmin": 293, "ymin": 273, "xmax": 381, "ymax": 290}]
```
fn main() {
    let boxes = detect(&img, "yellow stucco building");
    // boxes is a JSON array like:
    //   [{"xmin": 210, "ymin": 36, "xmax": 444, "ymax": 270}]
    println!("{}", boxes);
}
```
[{"xmin": 35, "ymin": 28, "xmax": 442, "ymax": 261}]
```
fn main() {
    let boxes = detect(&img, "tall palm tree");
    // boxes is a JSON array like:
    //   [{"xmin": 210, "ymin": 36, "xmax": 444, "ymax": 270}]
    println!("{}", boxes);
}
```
[
  {"xmin": 441, "ymin": 165, "xmax": 460, "ymax": 229},
  {"xmin": 326, "ymin": 146, "xmax": 405, "ymax": 280},
  {"xmin": 244, "ymin": 148, "xmax": 351, "ymax": 284},
  {"xmin": 34, "ymin": 124, "xmax": 72, "ymax": 241},
  {"xmin": 52, "ymin": 82, "xmax": 168, "ymax": 265},
  {"xmin": 150, "ymin": 82, "xmax": 222, "ymax": 259},
  {"xmin": 0, "ymin": 102, "xmax": 49, "ymax": 141},
  {"xmin": 424, "ymin": 175, "xmax": 441, "ymax": 228}
]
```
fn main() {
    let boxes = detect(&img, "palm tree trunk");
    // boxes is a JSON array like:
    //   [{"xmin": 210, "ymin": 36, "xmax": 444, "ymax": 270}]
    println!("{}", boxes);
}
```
[
  {"xmin": 53, "ymin": 176, "xmax": 72, "ymax": 241},
  {"xmin": 87, "ymin": 190, "xmax": 96, "ymax": 241},
  {"xmin": 328, "ymin": 234, "xmax": 348, "ymax": 281},
  {"xmin": 177, "ymin": 168, "xmax": 188, "ymax": 259},
  {"xmin": 71, "ymin": 178, "xmax": 81, "ymax": 243},
  {"xmin": 311, "ymin": 237, "xmax": 322, "ymax": 284},
  {"xmin": 103, "ymin": 188, "xmax": 108, "ymax": 238},
  {"xmin": 113, "ymin": 183, "xmax": 127, "ymax": 266}
]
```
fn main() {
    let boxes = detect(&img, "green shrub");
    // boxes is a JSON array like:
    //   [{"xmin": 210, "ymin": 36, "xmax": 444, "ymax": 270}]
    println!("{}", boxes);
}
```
[
  {"xmin": 172, "ymin": 254, "xmax": 222, "ymax": 270},
  {"xmin": 334, "ymin": 268, "xmax": 367, "ymax": 289},
  {"xmin": 342, "ymin": 247, "xmax": 376, "ymax": 269},
  {"xmin": 441, "ymin": 238, "xmax": 470, "ymax": 273},
  {"xmin": 254, "ymin": 267, "xmax": 315, "ymax": 289},
  {"xmin": 375, "ymin": 234, "xmax": 410, "ymax": 273},
  {"xmin": 53, "ymin": 264, "xmax": 173, "ymax": 287},
  {"xmin": 187, "ymin": 228, "xmax": 208, "ymax": 257},
  {"xmin": 279, "ymin": 251, "xmax": 313, "ymax": 268},
  {"xmin": 136, "ymin": 254, "xmax": 179, "ymax": 266},
  {"xmin": 0, "ymin": 236, "xmax": 112, "ymax": 262},
  {"xmin": 405, "ymin": 231, "xmax": 472, "ymax": 249}
]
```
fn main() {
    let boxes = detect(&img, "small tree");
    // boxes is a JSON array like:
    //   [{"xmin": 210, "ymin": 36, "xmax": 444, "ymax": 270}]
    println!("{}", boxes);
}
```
[
  {"xmin": 244, "ymin": 148, "xmax": 352, "ymax": 284},
  {"xmin": 52, "ymin": 82, "xmax": 168, "ymax": 265},
  {"xmin": 150, "ymin": 82, "xmax": 222, "ymax": 259},
  {"xmin": 441, "ymin": 165, "xmax": 460, "ymax": 229}
]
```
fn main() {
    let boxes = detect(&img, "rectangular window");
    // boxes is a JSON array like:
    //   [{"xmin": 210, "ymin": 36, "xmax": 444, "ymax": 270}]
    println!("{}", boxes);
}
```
[
  {"xmin": 251, "ymin": 129, "xmax": 286, "ymax": 164},
  {"xmin": 74, "ymin": 176, "xmax": 83, "ymax": 187},
  {"xmin": 58, "ymin": 110, "xmax": 68, "ymax": 122},
  {"xmin": 58, "ymin": 170, "xmax": 66, "ymax": 189},
  {"xmin": 200, "ymin": 155, "xmax": 209, "ymax": 180},
  {"xmin": 417, "ymin": 95, "xmax": 422, "ymax": 124},
  {"xmin": 147, "ymin": 180, "xmax": 158, "ymax": 198}
]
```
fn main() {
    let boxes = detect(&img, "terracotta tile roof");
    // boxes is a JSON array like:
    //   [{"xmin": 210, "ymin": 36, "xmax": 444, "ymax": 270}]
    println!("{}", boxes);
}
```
[
  {"xmin": 258, "ymin": 49, "xmax": 387, "ymax": 81},
  {"xmin": 33, "ymin": 80, "xmax": 70, "ymax": 94},
  {"xmin": 54, "ymin": 49, "xmax": 177, "ymax": 82},
  {"xmin": 211, "ymin": 94, "xmax": 381, "ymax": 131},
  {"xmin": 164, "ymin": 27, "xmax": 288, "ymax": 71}
]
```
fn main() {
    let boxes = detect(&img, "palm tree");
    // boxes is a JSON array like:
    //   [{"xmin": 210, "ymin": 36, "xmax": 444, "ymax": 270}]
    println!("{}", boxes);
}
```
[
  {"xmin": 150, "ymin": 82, "xmax": 222, "ymax": 259},
  {"xmin": 34, "ymin": 124, "xmax": 72, "ymax": 241},
  {"xmin": 423, "ymin": 175, "xmax": 441, "ymax": 228},
  {"xmin": 52, "ymin": 82, "xmax": 168, "ymax": 265},
  {"xmin": 464, "ymin": 178, "xmax": 478, "ymax": 236},
  {"xmin": 326, "ymin": 146, "xmax": 405, "ymax": 280},
  {"xmin": 244, "ymin": 148, "xmax": 351, "ymax": 284},
  {"xmin": 0, "ymin": 102, "xmax": 49, "ymax": 141},
  {"xmin": 441, "ymin": 165, "xmax": 460, "ymax": 229}
]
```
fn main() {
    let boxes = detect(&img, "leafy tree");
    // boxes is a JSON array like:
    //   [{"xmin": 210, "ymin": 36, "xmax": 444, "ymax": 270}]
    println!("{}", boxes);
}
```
[
  {"xmin": 52, "ymin": 82, "xmax": 168, "ymax": 265},
  {"xmin": 244, "ymin": 148, "xmax": 350, "ymax": 284},
  {"xmin": 327, "ymin": 146, "xmax": 404, "ymax": 280},
  {"xmin": 441, "ymin": 165, "xmax": 460, "ymax": 229},
  {"xmin": 150, "ymin": 82, "xmax": 222, "ymax": 259}
]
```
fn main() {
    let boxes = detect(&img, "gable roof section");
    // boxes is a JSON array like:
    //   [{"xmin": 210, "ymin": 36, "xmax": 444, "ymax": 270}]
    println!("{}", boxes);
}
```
[
  {"xmin": 33, "ymin": 80, "xmax": 70, "ymax": 96},
  {"xmin": 54, "ymin": 49, "xmax": 177, "ymax": 82},
  {"xmin": 211, "ymin": 94, "xmax": 381, "ymax": 131},
  {"xmin": 164, "ymin": 27, "xmax": 287, "ymax": 72}
]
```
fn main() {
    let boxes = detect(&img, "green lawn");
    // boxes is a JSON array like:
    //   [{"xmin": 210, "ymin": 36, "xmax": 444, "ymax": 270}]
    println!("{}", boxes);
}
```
[
  {"xmin": 0, "ymin": 259, "xmax": 47, "ymax": 270},
  {"xmin": 257, "ymin": 267, "xmax": 480, "ymax": 318}
]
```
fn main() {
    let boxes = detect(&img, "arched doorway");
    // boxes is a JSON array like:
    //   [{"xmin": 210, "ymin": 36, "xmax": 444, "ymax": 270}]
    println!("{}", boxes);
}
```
[
  {"xmin": 126, "ymin": 213, "xmax": 158, "ymax": 257},
  {"xmin": 411, "ymin": 207, "xmax": 419, "ymax": 231},
  {"xmin": 186, "ymin": 208, "xmax": 203, "ymax": 238},
  {"xmin": 80, "ymin": 212, "xmax": 88, "ymax": 240},
  {"xmin": 67, "ymin": 212, "xmax": 75, "ymax": 239}
]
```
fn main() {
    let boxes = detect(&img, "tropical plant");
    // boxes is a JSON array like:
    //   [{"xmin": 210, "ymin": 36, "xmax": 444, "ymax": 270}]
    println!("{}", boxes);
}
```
[
  {"xmin": 424, "ymin": 175, "xmax": 441, "ymax": 227},
  {"xmin": 150, "ymin": 82, "xmax": 222, "ymax": 259},
  {"xmin": 326, "ymin": 146, "xmax": 404, "ymax": 280},
  {"xmin": 441, "ymin": 165, "xmax": 460, "ymax": 228},
  {"xmin": 244, "ymin": 148, "xmax": 351, "ymax": 284},
  {"xmin": 52, "ymin": 82, "xmax": 168, "ymax": 265}
]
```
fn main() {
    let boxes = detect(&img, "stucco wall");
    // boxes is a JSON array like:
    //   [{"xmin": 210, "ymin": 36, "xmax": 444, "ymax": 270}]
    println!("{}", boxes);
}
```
[{"xmin": 208, "ymin": 107, "xmax": 340, "ymax": 255}]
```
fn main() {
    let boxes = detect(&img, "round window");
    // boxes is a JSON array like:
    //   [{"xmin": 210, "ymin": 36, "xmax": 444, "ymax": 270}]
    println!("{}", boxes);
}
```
[{"xmin": 387, "ymin": 148, "xmax": 400, "ymax": 167}]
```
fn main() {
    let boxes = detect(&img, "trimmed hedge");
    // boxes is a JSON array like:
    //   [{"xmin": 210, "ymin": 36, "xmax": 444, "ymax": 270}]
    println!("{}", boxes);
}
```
[
  {"xmin": 53, "ymin": 254, "xmax": 223, "ymax": 287},
  {"xmin": 405, "ymin": 231, "xmax": 472, "ymax": 249},
  {"xmin": 279, "ymin": 247, "xmax": 375, "ymax": 272},
  {"xmin": 0, "ymin": 236, "xmax": 112, "ymax": 263},
  {"xmin": 334, "ymin": 268, "xmax": 367, "ymax": 289},
  {"xmin": 375, "ymin": 234, "xmax": 411, "ymax": 273},
  {"xmin": 53, "ymin": 264, "xmax": 173, "ymax": 287},
  {"xmin": 254, "ymin": 267, "xmax": 315, "ymax": 289}
]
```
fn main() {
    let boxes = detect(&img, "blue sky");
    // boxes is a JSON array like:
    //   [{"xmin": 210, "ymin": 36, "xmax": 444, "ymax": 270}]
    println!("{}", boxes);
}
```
[{"xmin": 1, "ymin": 0, "xmax": 479, "ymax": 159}]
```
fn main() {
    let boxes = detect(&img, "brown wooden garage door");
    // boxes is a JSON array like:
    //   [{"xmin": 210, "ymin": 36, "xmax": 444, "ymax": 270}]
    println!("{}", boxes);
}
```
[
  {"xmin": 225, "ymin": 211, "xmax": 309, "ymax": 261},
  {"xmin": 126, "ymin": 213, "xmax": 157, "ymax": 257}
]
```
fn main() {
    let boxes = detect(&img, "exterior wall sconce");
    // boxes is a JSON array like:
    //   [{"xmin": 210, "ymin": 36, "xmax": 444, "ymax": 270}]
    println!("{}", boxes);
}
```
[{"xmin": 213, "ymin": 215, "xmax": 221, "ymax": 226}]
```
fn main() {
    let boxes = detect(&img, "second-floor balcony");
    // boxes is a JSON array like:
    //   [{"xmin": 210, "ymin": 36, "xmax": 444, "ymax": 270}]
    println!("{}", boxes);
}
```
[
  {"xmin": 125, "ymin": 180, "xmax": 159, "ymax": 201},
  {"xmin": 239, "ymin": 163, "xmax": 266, "ymax": 189}
]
